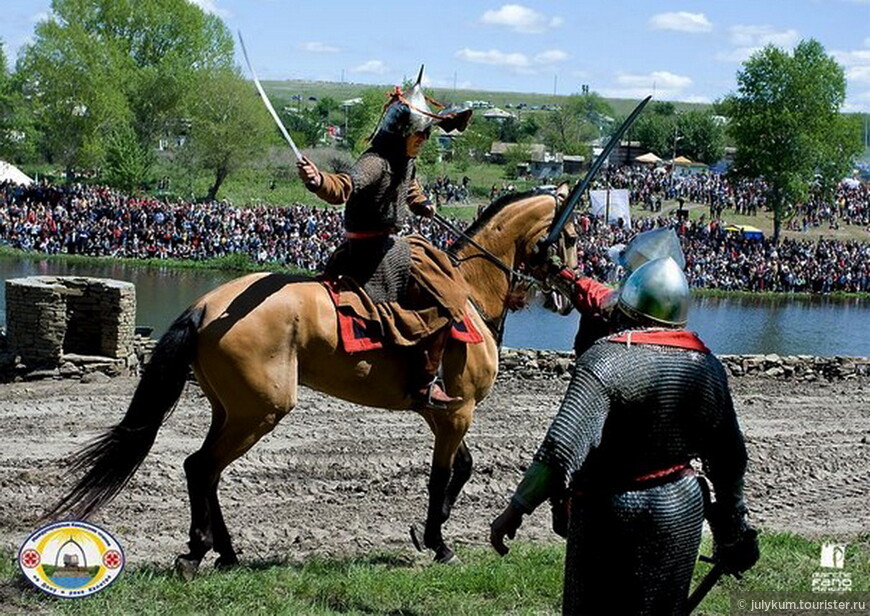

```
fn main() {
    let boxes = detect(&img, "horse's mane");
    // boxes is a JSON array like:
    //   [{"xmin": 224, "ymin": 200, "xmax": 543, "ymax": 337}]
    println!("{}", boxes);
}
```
[{"xmin": 448, "ymin": 188, "xmax": 554, "ymax": 254}]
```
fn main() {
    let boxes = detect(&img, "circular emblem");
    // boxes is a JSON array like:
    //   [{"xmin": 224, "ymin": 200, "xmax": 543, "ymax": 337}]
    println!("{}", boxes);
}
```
[{"xmin": 18, "ymin": 520, "xmax": 125, "ymax": 598}]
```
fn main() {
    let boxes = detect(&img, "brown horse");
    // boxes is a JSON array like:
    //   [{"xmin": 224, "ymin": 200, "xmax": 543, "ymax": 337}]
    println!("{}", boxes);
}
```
[{"xmin": 48, "ymin": 187, "xmax": 577, "ymax": 575}]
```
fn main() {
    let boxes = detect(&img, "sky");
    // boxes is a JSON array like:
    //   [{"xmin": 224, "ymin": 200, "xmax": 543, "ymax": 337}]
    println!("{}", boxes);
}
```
[{"xmin": 1, "ymin": 1, "xmax": 869, "ymax": 111}]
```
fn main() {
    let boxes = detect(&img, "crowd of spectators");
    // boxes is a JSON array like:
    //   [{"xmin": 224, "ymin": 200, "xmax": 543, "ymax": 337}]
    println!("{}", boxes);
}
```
[
  {"xmin": 574, "ymin": 214, "xmax": 869, "ymax": 294},
  {"xmin": 1, "ymin": 174, "xmax": 868, "ymax": 295},
  {"xmin": 600, "ymin": 165, "xmax": 870, "ymax": 229}
]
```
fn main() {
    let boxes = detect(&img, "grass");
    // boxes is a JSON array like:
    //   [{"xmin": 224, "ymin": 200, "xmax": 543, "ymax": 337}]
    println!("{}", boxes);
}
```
[{"xmin": 2, "ymin": 532, "xmax": 867, "ymax": 615}]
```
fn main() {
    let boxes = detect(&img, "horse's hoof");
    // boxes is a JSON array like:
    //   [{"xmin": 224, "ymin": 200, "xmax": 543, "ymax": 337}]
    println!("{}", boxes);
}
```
[
  {"xmin": 409, "ymin": 524, "xmax": 424, "ymax": 553},
  {"xmin": 434, "ymin": 546, "xmax": 459, "ymax": 565},
  {"xmin": 174, "ymin": 555, "xmax": 200, "ymax": 581},
  {"xmin": 215, "ymin": 554, "xmax": 239, "ymax": 570}
]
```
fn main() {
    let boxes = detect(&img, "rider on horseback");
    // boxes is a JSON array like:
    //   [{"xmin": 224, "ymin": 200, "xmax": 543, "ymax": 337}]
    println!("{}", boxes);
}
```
[{"xmin": 297, "ymin": 72, "xmax": 473, "ymax": 410}]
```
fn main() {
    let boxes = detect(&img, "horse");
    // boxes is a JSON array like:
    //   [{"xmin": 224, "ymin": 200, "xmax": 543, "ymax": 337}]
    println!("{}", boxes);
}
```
[{"xmin": 48, "ymin": 186, "xmax": 578, "ymax": 575}]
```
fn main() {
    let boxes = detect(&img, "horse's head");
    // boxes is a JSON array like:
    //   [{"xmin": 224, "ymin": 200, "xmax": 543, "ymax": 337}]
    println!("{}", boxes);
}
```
[{"xmin": 451, "ymin": 183, "xmax": 578, "ymax": 321}]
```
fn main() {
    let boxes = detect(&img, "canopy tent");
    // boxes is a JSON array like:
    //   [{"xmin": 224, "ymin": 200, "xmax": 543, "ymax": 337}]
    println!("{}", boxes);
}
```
[
  {"xmin": 672, "ymin": 155, "xmax": 694, "ymax": 165},
  {"xmin": 634, "ymin": 152, "xmax": 662, "ymax": 164},
  {"xmin": 724, "ymin": 224, "xmax": 764, "ymax": 240},
  {"xmin": 0, "ymin": 160, "xmax": 34, "ymax": 186}
]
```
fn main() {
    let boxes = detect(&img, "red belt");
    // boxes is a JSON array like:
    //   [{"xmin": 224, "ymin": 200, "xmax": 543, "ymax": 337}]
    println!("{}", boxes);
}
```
[
  {"xmin": 574, "ymin": 462, "xmax": 694, "ymax": 496},
  {"xmin": 345, "ymin": 230, "xmax": 390, "ymax": 239}
]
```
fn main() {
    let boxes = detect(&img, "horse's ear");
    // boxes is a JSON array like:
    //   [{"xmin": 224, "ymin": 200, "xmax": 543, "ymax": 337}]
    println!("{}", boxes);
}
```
[{"xmin": 555, "ymin": 182, "xmax": 570, "ymax": 205}]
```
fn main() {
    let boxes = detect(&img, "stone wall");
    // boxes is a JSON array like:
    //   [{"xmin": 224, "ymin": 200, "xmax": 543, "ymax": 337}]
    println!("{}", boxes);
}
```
[
  {"xmin": 499, "ymin": 348, "xmax": 870, "ymax": 381},
  {"xmin": 5, "ymin": 276, "xmax": 136, "ymax": 371}
]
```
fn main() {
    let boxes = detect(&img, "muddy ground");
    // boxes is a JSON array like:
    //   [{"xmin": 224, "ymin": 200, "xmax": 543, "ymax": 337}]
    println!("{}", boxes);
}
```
[{"xmin": 0, "ymin": 371, "xmax": 867, "ymax": 567}]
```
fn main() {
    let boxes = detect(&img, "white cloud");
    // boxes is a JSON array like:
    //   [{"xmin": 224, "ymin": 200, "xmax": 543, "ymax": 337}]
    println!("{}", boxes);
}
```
[
  {"xmin": 832, "ymin": 49, "xmax": 870, "ymax": 84},
  {"xmin": 299, "ymin": 41, "xmax": 340, "ymax": 53},
  {"xmin": 716, "ymin": 25, "xmax": 801, "ymax": 64},
  {"xmin": 598, "ymin": 71, "xmax": 693, "ymax": 100},
  {"xmin": 30, "ymin": 11, "xmax": 49, "ymax": 23},
  {"xmin": 648, "ymin": 12, "xmax": 712, "ymax": 33},
  {"xmin": 187, "ymin": 0, "xmax": 230, "ymax": 18},
  {"xmin": 455, "ymin": 48, "xmax": 530, "ymax": 69},
  {"xmin": 617, "ymin": 71, "xmax": 692, "ymax": 90},
  {"xmin": 728, "ymin": 25, "xmax": 800, "ymax": 48},
  {"xmin": 534, "ymin": 50, "xmax": 568, "ymax": 64},
  {"xmin": 352, "ymin": 60, "xmax": 388, "ymax": 74},
  {"xmin": 480, "ymin": 4, "xmax": 563, "ymax": 34}
]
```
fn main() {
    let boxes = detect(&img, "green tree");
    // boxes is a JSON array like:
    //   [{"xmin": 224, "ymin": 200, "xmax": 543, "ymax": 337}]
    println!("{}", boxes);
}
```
[
  {"xmin": 722, "ymin": 39, "xmax": 862, "ymax": 242},
  {"xmin": 676, "ymin": 111, "xmax": 725, "ymax": 164},
  {"xmin": 540, "ymin": 104, "xmax": 597, "ymax": 156},
  {"xmin": 103, "ymin": 123, "xmax": 154, "ymax": 191},
  {"xmin": 183, "ymin": 69, "xmax": 272, "ymax": 200},
  {"xmin": 344, "ymin": 88, "xmax": 386, "ymax": 154},
  {"xmin": 633, "ymin": 112, "xmax": 673, "ymax": 158},
  {"xmin": 17, "ymin": 0, "xmax": 234, "ymax": 172}
]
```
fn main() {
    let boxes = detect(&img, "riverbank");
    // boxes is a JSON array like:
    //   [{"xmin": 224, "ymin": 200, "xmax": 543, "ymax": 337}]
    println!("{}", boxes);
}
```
[{"xmin": 1, "ymin": 248, "xmax": 868, "ymax": 301}]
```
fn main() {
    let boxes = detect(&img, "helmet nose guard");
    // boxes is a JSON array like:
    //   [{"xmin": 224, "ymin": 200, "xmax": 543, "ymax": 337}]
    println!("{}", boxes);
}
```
[{"xmin": 618, "ymin": 257, "xmax": 689, "ymax": 326}]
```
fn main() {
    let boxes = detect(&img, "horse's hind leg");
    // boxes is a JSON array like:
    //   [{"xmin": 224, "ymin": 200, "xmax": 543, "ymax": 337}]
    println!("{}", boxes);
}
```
[{"xmin": 175, "ymin": 379, "xmax": 294, "ymax": 579}]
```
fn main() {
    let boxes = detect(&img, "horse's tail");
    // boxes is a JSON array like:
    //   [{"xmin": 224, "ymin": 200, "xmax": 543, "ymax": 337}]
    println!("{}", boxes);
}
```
[{"xmin": 45, "ymin": 306, "xmax": 204, "ymax": 521}]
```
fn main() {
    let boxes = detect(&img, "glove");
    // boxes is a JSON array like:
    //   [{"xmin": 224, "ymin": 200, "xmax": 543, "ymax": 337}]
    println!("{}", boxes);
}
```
[
  {"xmin": 490, "ymin": 503, "xmax": 524, "ymax": 556},
  {"xmin": 713, "ymin": 525, "xmax": 759, "ymax": 575}
]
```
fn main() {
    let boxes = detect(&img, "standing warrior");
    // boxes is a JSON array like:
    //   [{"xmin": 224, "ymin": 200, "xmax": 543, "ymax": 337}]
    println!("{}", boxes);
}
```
[
  {"xmin": 297, "ymin": 72, "xmax": 471, "ymax": 410},
  {"xmin": 491, "ymin": 257, "xmax": 759, "ymax": 615}
]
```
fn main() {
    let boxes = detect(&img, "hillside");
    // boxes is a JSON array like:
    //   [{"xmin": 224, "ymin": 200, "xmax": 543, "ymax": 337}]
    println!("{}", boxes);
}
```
[{"xmin": 262, "ymin": 79, "xmax": 712, "ymax": 116}]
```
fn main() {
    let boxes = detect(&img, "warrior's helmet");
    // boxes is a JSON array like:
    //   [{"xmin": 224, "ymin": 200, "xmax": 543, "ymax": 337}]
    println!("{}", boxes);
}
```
[
  {"xmin": 375, "ymin": 66, "xmax": 472, "ymax": 138},
  {"xmin": 617, "ymin": 256, "xmax": 689, "ymax": 326},
  {"xmin": 609, "ymin": 227, "xmax": 685, "ymax": 277}
]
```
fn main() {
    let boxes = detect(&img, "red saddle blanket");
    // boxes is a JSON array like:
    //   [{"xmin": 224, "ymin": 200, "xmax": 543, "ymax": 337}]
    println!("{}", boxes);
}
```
[{"xmin": 321, "ymin": 280, "xmax": 485, "ymax": 353}]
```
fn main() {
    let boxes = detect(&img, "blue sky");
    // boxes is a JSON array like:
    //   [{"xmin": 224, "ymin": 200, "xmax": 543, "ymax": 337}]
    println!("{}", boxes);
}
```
[{"xmin": 2, "ymin": 1, "xmax": 869, "ymax": 111}]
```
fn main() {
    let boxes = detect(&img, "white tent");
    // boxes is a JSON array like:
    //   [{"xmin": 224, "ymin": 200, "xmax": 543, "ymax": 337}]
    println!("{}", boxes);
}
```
[
  {"xmin": 0, "ymin": 160, "xmax": 34, "ymax": 186},
  {"xmin": 589, "ymin": 189, "xmax": 631, "ymax": 226}
]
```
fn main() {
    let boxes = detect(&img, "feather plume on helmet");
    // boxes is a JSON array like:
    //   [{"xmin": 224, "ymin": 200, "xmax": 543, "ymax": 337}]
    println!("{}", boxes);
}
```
[{"xmin": 373, "ymin": 66, "xmax": 473, "ymax": 139}]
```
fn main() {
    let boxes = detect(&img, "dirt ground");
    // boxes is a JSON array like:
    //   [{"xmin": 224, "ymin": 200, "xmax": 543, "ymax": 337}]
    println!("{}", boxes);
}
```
[{"xmin": 0, "ymin": 371, "xmax": 867, "ymax": 568}]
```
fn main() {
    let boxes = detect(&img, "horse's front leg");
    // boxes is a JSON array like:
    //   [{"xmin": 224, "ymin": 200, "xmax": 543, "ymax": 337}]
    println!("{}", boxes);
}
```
[{"xmin": 415, "ymin": 407, "xmax": 473, "ymax": 564}]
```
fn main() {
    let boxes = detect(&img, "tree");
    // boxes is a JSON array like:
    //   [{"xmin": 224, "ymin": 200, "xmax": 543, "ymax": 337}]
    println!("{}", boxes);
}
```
[
  {"xmin": 17, "ymin": 0, "xmax": 234, "ymax": 172},
  {"xmin": 344, "ymin": 88, "xmax": 386, "ymax": 154},
  {"xmin": 540, "ymin": 102, "xmax": 597, "ymax": 156},
  {"xmin": 183, "ymin": 69, "xmax": 272, "ymax": 201},
  {"xmin": 103, "ymin": 123, "xmax": 154, "ymax": 191},
  {"xmin": 722, "ymin": 39, "xmax": 861, "ymax": 242},
  {"xmin": 677, "ymin": 111, "xmax": 725, "ymax": 164}
]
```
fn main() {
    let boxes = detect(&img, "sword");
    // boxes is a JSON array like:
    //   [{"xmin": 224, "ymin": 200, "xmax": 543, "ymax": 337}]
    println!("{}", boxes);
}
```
[
  {"xmin": 687, "ymin": 557, "xmax": 731, "ymax": 613},
  {"xmin": 538, "ymin": 95, "xmax": 651, "ymax": 251},
  {"xmin": 237, "ymin": 30, "xmax": 304, "ymax": 162}
]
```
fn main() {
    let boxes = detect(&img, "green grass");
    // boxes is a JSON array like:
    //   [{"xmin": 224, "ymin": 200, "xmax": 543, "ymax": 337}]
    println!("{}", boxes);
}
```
[{"xmin": 2, "ymin": 532, "xmax": 867, "ymax": 615}]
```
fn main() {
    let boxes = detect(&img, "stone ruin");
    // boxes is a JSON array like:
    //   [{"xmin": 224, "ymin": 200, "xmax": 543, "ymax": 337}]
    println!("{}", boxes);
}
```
[{"xmin": 2, "ymin": 276, "xmax": 145, "ymax": 379}]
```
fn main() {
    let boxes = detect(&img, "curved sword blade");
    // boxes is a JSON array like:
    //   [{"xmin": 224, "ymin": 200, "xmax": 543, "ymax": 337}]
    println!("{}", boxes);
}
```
[
  {"xmin": 541, "ymin": 95, "xmax": 651, "ymax": 249},
  {"xmin": 238, "ymin": 30, "xmax": 304, "ymax": 162}
]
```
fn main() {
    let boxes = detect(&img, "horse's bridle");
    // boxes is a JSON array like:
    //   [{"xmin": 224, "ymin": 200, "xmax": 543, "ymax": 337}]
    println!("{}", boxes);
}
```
[{"xmin": 433, "ymin": 201, "xmax": 569, "ymax": 338}]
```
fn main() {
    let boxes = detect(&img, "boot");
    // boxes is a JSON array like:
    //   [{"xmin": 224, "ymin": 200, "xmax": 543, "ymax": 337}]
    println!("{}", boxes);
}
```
[{"xmin": 412, "ymin": 328, "xmax": 462, "ymax": 410}]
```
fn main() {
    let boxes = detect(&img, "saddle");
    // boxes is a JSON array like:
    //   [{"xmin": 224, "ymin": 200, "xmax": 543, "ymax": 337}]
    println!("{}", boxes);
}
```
[{"xmin": 320, "ymin": 277, "xmax": 483, "ymax": 353}]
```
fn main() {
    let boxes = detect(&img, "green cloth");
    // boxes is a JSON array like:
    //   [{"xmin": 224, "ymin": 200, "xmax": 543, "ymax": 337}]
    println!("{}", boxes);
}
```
[{"xmin": 511, "ymin": 461, "xmax": 555, "ymax": 514}]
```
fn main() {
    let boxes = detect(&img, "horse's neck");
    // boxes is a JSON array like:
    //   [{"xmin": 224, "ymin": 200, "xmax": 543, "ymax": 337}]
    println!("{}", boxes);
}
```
[{"xmin": 455, "ymin": 197, "xmax": 551, "ymax": 324}]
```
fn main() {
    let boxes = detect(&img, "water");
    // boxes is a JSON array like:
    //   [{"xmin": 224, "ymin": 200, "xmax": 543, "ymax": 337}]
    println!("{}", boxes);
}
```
[{"xmin": 1, "ymin": 256, "xmax": 867, "ymax": 356}]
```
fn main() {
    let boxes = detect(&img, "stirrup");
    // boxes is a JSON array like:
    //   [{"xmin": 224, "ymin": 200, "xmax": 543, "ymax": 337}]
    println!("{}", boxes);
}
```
[{"xmin": 413, "ymin": 378, "xmax": 461, "ymax": 411}]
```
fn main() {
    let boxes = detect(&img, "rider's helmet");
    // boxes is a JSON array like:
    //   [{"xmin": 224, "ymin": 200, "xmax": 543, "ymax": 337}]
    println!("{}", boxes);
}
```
[
  {"xmin": 617, "ymin": 256, "xmax": 689, "ymax": 326},
  {"xmin": 375, "ymin": 66, "xmax": 472, "ymax": 138}
]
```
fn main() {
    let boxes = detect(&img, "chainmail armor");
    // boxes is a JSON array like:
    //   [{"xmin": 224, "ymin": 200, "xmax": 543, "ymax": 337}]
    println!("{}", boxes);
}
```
[
  {"xmin": 344, "ymin": 151, "xmax": 415, "ymax": 233},
  {"xmin": 563, "ymin": 475, "xmax": 704, "ymax": 615},
  {"xmin": 531, "ymin": 334, "xmax": 747, "ymax": 615}
]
